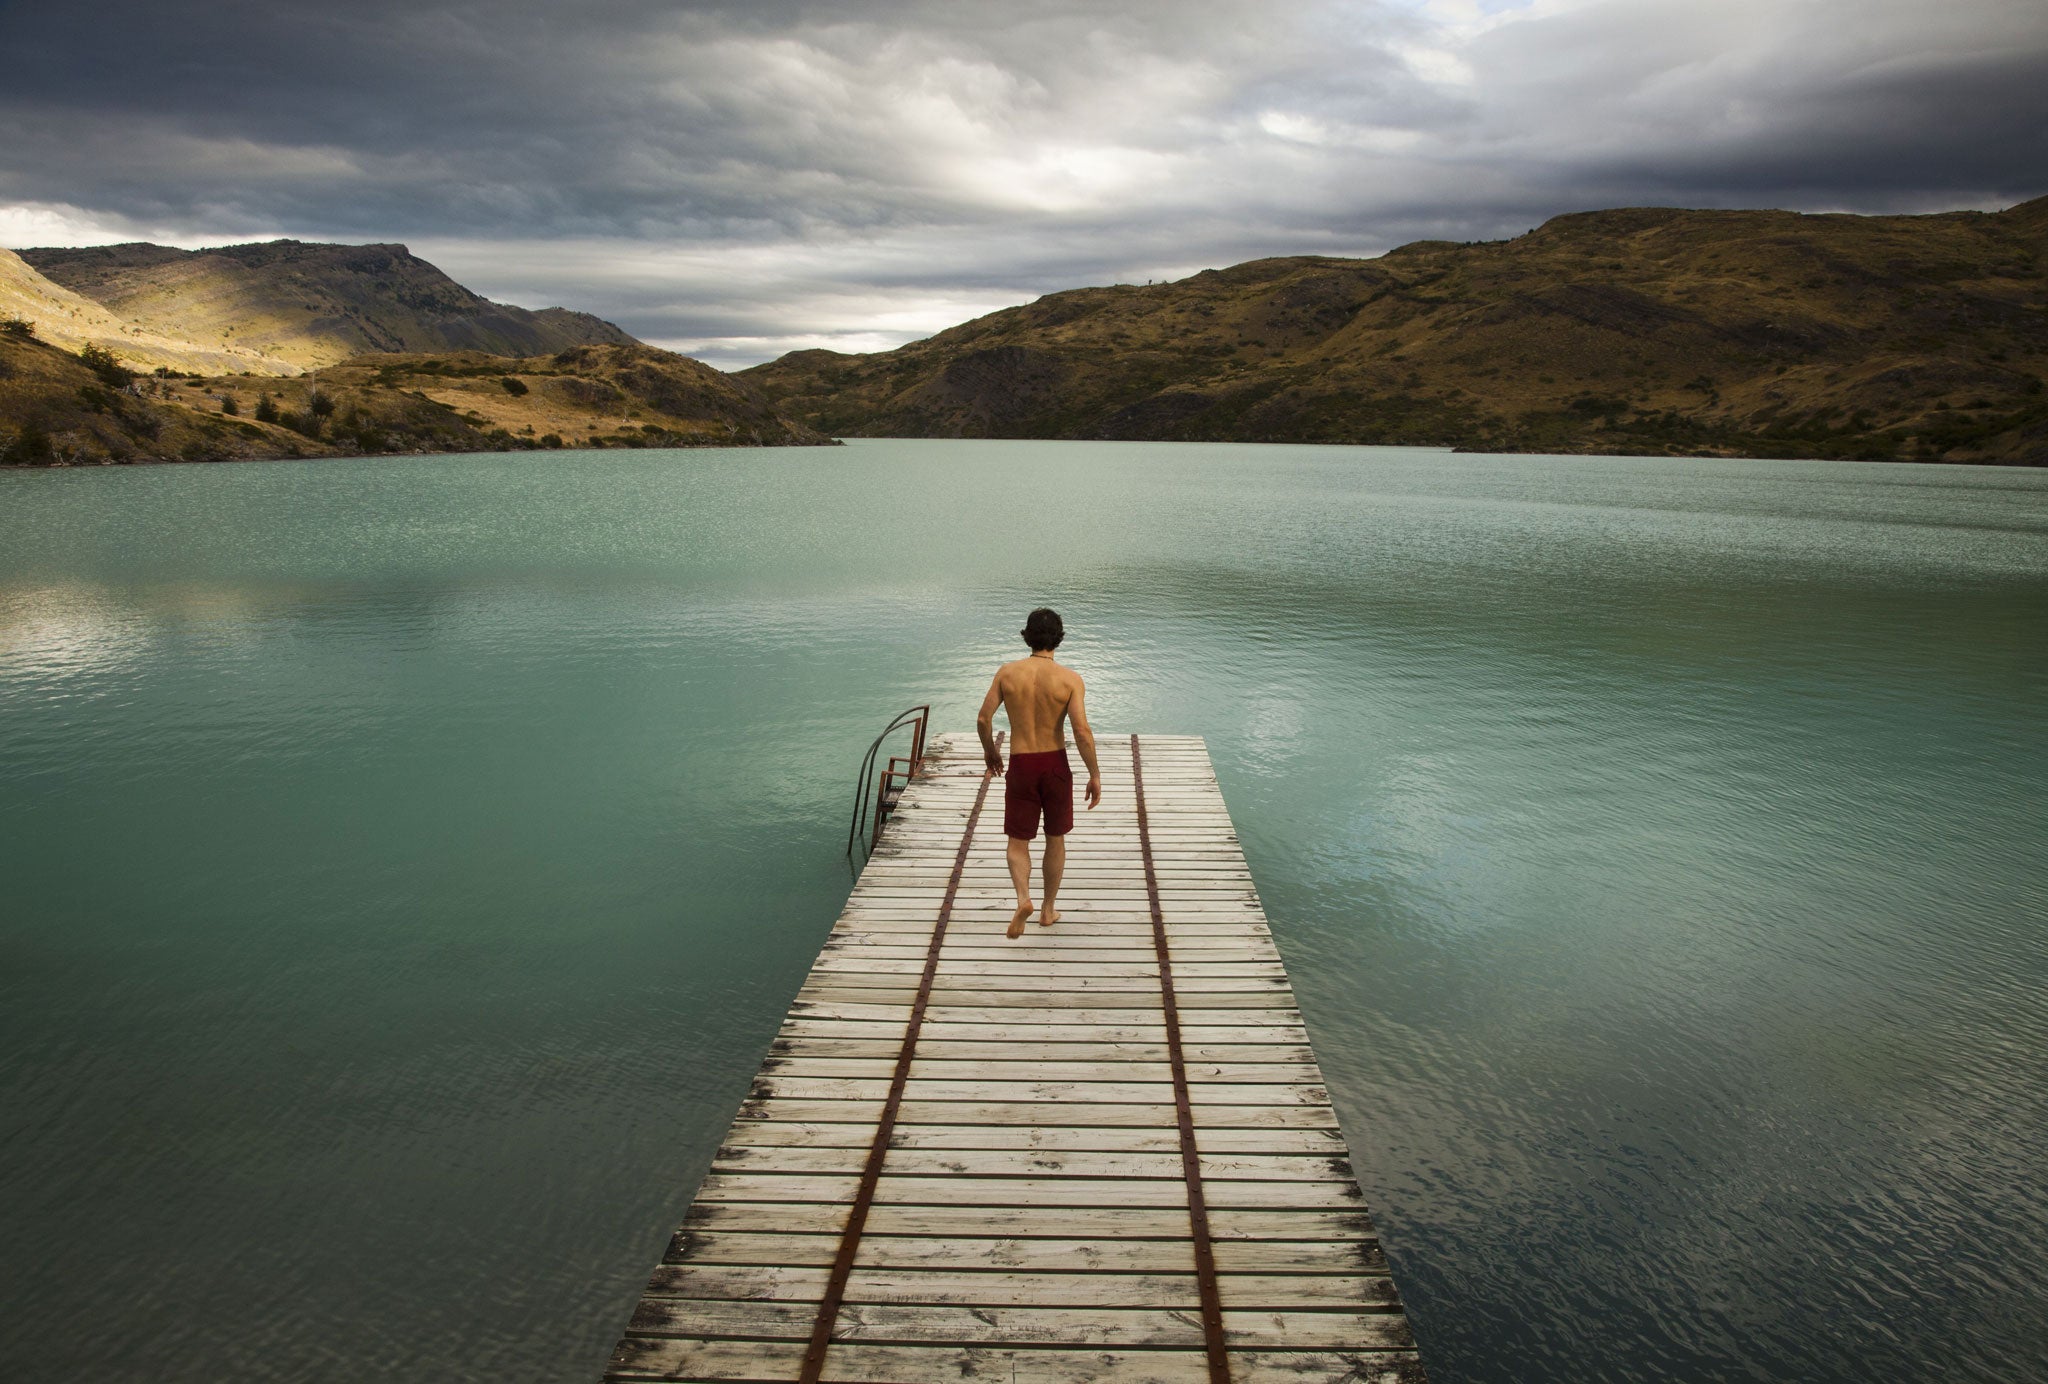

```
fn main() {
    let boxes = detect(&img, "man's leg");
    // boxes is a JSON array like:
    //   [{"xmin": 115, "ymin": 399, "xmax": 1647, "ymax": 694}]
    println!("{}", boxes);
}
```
[
  {"xmin": 1040, "ymin": 833, "xmax": 1065, "ymax": 926},
  {"xmin": 1006, "ymin": 836, "xmax": 1035, "ymax": 938}
]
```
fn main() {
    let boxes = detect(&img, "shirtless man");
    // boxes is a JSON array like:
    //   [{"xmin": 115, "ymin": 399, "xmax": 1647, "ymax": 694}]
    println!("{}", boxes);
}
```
[{"xmin": 976, "ymin": 608, "xmax": 1102, "ymax": 939}]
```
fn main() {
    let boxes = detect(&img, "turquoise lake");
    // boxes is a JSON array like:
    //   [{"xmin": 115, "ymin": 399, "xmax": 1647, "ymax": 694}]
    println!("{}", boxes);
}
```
[{"xmin": 2, "ymin": 439, "xmax": 2044, "ymax": 1382}]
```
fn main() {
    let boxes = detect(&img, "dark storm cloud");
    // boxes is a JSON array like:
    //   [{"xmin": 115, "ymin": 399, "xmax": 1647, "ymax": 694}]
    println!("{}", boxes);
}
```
[{"xmin": 3, "ymin": 0, "xmax": 2043, "ymax": 364}]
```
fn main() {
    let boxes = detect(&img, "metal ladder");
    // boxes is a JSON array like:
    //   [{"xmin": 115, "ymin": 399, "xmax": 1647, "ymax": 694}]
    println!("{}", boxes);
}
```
[{"xmin": 845, "ymin": 704, "xmax": 929, "ymax": 864}]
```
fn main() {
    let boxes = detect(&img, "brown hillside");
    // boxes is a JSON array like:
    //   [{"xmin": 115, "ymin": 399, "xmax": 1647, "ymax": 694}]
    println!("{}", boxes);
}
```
[
  {"xmin": 743, "ymin": 196, "xmax": 2048, "ymax": 464},
  {"xmin": 1, "ymin": 247, "xmax": 297, "ymax": 375},
  {"xmin": 19, "ymin": 240, "xmax": 638, "ymax": 372},
  {"xmin": 0, "ymin": 336, "xmax": 829, "ymax": 467}
]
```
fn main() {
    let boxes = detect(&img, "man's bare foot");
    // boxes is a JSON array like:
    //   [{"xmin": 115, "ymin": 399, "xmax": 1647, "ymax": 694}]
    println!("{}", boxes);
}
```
[
  {"xmin": 1039, "ymin": 907, "xmax": 1060, "ymax": 927},
  {"xmin": 1007, "ymin": 902, "xmax": 1035, "ymax": 939}
]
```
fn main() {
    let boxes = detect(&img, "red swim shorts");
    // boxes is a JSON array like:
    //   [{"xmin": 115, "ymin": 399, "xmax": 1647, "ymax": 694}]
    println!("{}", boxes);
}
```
[{"xmin": 1004, "ymin": 750, "xmax": 1074, "ymax": 840}]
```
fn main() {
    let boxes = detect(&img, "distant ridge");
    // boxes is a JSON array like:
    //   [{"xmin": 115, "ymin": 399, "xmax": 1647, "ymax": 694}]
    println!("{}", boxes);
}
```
[
  {"xmin": 20, "ymin": 239, "xmax": 638, "ymax": 372},
  {"xmin": 743, "ymin": 195, "xmax": 2048, "ymax": 464}
]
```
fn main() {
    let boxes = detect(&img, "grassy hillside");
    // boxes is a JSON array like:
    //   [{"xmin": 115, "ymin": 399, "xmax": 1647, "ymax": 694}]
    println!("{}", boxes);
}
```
[
  {"xmin": 1, "ymin": 248, "xmax": 297, "ymax": 375},
  {"xmin": 743, "ymin": 196, "xmax": 2048, "ymax": 464},
  {"xmin": 0, "ymin": 335, "xmax": 828, "ymax": 467},
  {"xmin": 19, "ymin": 240, "xmax": 637, "ymax": 372}
]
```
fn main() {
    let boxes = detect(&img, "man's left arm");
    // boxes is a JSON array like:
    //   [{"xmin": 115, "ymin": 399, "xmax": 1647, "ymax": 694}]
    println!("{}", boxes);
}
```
[
  {"xmin": 975, "ymin": 672, "xmax": 1005, "ymax": 776},
  {"xmin": 1069, "ymin": 677, "xmax": 1102, "ymax": 808}
]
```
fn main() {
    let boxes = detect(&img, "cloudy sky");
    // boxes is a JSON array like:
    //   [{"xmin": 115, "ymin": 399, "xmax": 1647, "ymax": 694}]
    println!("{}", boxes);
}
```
[{"xmin": 3, "ymin": 0, "xmax": 2043, "ymax": 367}]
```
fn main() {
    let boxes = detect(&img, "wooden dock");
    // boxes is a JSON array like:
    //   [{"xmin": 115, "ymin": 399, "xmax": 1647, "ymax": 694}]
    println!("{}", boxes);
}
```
[{"xmin": 606, "ymin": 733, "xmax": 1426, "ymax": 1384}]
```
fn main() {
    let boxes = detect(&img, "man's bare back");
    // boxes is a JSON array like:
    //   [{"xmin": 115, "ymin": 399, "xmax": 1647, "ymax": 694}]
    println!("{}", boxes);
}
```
[{"xmin": 987, "ymin": 655, "xmax": 1087, "ymax": 755}]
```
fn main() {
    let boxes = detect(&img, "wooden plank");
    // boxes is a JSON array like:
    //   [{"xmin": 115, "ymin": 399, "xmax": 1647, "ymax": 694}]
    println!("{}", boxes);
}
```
[
  {"xmin": 624, "ymin": 1298, "xmax": 1413, "ymax": 1349},
  {"xmin": 643, "ymin": 1264, "xmax": 1400, "ymax": 1310},
  {"xmin": 712, "ymin": 1146, "xmax": 1356, "ymax": 1182},
  {"xmin": 694, "ymin": 1173, "xmax": 1361, "ymax": 1210},
  {"xmin": 748, "ymin": 1078, "xmax": 1330, "ymax": 1105},
  {"xmin": 664, "ymin": 1231, "xmax": 1390, "ymax": 1276},
  {"xmin": 770, "ymin": 1039, "xmax": 1315, "ymax": 1062},
  {"xmin": 679, "ymin": 1202, "xmax": 1381, "ymax": 1240},
  {"xmin": 755, "ymin": 1059, "xmax": 1325, "ymax": 1084},
  {"xmin": 733, "ymin": 1099, "xmax": 1342, "ymax": 1128},
  {"xmin": 720, "ymin": 1122, "xmax": 1349, "ymax": 1154}
]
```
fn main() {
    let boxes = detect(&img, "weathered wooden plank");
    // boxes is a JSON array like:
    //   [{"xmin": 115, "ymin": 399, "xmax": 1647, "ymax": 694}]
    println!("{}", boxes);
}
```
[
  {"xmin": 679, "ymin": 1201, "xmax": 1380, "ymax": 1241},
  {"xmin": 1227, "ymin": 1353, "xmax": 1427, "ymax": 1384},
  {"xmin": 769, "ymin": 1039, "xmax": 1314, "ymax": 1063},
  {"xmin": 625, "ymin": 1298, "xmax": 1412, "ymax": 1350},
  {"xmin": 664, "ymin": 1231, "xmax": 1389, "ymax": 1276},
  {"xmin": 642, "ymin": 1264, "xmax": 1401, "ymax": 1311},
  {"xmin": 607, "ymin": 1336, "xmax": 805, "ymax": 1381},
  {"xmin": 916, "ymin": 999, "xmax": 1303, "ymax": 1019},
  {"xmin": 711, "ymin": 1145, "xmax": 1355, "ymax": 1182},
  {"xmin": 719, "ymin": 1121, "xmax": 1349, "ymax": 1154},
  {"xmin": 749, "ymin": 1077, "xmax": 1329, "ymax": 1106},
  {"xmin": 822, "ymin": 956, "xmax": 1284, "ymax": 975},
  {"xmin": 732, "ymin": 1099, "xmax": 1344, "ymax": 1129},
  {"xmin": 694, "ymin": 1173, "xmax": 1361, "ymax": 1210},
  {"xmin": 755, "ymin": 1059, "xmax": 1325, "ymax": 1085},
  {"xmin": 609, "ymin": 1337, "xmax": 1216, "ymax": 1384},
  {"xmin": 805, "ymin": 975, "xmax": 1291, "ymax": 995},
  {"xmin": 647, "ymin": 1264, "xmax": 1225, "ymax": 1307},
  {"xmin": 822, "ymin": 946, "xmax": 1284, "ymax": 964}
]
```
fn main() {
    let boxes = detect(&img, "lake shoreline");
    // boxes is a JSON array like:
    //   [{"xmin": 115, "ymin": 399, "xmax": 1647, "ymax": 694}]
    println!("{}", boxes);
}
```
[{"xmin": 4, "ymin": 434, "xmax": 2040, "ymax": 471}]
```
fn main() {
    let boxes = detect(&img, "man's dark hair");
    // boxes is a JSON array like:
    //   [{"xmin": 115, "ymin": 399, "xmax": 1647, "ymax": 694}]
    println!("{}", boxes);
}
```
[{"xmin": 1021, "ymin": 607, "xmax": 1064, "ymax": 651}]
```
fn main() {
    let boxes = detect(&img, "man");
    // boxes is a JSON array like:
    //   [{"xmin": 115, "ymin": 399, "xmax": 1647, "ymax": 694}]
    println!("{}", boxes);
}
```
[{"xmin": 977, "ymin": 607, "xmax": 1102, "ymax": 939}]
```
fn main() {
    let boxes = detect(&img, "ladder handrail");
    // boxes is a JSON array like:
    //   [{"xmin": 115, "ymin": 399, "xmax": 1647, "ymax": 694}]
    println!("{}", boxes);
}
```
[{"xmin": 846, "ymin": 705, "xmax": 930, "ymax": 860}]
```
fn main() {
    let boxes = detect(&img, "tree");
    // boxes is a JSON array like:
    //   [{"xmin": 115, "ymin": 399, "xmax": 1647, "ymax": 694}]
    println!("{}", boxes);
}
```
[
  {"xmin": 254, "ymin": 393, "xmax": 280, "ymax": 423},
  {"xmin": 220, "ymin": 395, "xmax": 240, "ymax": 416},
  {"xmin": 0, "ymin": 316, "xmax": 35, "ymax": 340},
  {"xmin": 77, "ymin": 343, "xmax": 134, "ymax": 387},
  {"xmin": 499, "ymin": 375, "xmax": 529, "ymax": 396}
]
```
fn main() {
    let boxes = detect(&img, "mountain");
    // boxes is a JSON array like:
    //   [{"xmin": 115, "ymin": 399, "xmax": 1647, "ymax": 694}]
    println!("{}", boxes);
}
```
[
  {"xmin": 1, "ymin": 247, "xmax": 298, "ymax": 375},
  {"xmin": 0, "ymin": 336, "xmax": 829, "ymax": 466},
  {"xmin": 742, "ymin": 196, "xmax": 2048, "ymax": 464},
  {"xmin": 18, "ymin": 240, "xmax": 637, "ymax": 372}
]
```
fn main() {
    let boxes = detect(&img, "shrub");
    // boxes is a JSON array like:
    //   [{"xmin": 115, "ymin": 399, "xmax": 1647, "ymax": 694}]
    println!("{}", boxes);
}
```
[
  {"xmin": 0, "ymin": 315, "xmax": 35, "ymax": 339},
  {"xmin": 254, "ymin": 393, "xmax": 280, "ymax": 423},
  {"xmin": 498, "ymin": 376, "xmax": 529, "ymax": 396},
  {"xmin": 6, "ymin": 423, "xmax": 55, "ymax": 465},
  {"xmin": 220, "ymin": 396, "xmax": 240, "ymax": 416},
  {"xmin": 540, "ymin": 433, "xmax": 564, "ymax": 448},
  {"xmin": 78, "ymin": 343, "xmax": 134, "ymax": 387},
  {"xmin": 308, "ymin": 388, "xmax": 336, "ymax": 417}
]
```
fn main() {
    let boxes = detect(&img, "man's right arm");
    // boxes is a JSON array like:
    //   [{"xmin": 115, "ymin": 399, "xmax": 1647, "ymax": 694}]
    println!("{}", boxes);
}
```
[{"xmin": 975, "ymin": 671, "xmax": 1005, "ymax": 775}]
